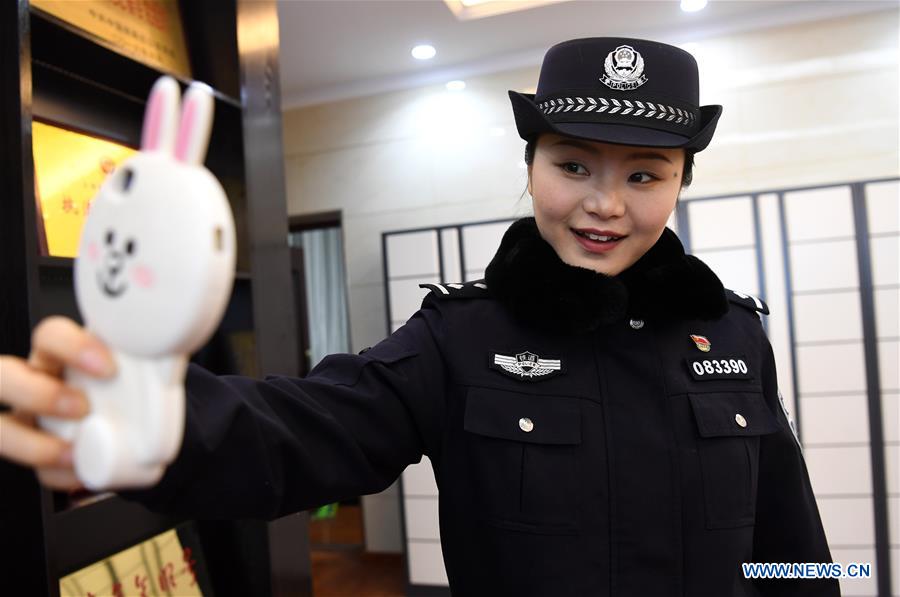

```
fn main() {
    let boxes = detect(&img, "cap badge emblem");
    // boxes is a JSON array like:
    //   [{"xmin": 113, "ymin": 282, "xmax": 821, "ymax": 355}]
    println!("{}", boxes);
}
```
[
  {"xmin": 690, "ymin": 334, "xmax": 711, "ymax": 352},
  {"xmin": 490, "ymin": 350, "xmax": 563, "ymax": 381},
  {"xmin": 600, "ymin": 45, "xmax": 648, "ymax": 91}
]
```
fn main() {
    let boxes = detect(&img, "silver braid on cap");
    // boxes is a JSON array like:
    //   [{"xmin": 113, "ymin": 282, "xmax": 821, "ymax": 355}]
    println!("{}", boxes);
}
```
[{"xmin": 537, "ymin": 97, "xmax": 696, "ymax": 127}]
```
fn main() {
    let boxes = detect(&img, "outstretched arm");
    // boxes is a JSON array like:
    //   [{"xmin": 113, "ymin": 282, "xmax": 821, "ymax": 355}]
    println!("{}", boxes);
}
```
[{"xmin": 118, "ymin": 302, "xmax": 447, "ymax": 521}]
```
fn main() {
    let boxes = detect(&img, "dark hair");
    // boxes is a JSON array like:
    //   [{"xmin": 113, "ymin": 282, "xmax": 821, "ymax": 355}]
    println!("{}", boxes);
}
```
[{"xmin": 523, "ymin": 135, "xmax": 695, "ymax": 190}]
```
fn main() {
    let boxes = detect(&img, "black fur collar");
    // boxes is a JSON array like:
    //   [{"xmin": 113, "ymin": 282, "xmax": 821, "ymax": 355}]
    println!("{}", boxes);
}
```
[{"xmin": 483, "ymin": 217, "xmax": 728, "ymax": 334}]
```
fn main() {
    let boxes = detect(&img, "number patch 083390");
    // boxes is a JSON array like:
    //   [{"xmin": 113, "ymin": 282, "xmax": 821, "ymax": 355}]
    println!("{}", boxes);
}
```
[{"xmin": 686, "ymin": 356, "xmax": 752, "ymax": 380}]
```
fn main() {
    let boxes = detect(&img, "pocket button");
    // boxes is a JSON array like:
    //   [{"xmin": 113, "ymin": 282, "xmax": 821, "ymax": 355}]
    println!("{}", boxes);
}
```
[
  {"xmin": 519, "ymin": 417, "xmax": 534, "ymax": 433},
  {"xmin": 735, "ymin": 413, "xmax": 747, "ymax": 428}
]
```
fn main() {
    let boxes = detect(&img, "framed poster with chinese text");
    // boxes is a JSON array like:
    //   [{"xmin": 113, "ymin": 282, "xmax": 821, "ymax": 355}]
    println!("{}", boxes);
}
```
[
  {"xmin": 58, "ymin": 524, "xmax": 210, "ymax": 597},
  {"xmin": 32, "ymin": 120, "xmax": 137, "ymax": 258},
  {"xmin": 31, "ymin": 0, "xmax": 192, "ymax": 78}
]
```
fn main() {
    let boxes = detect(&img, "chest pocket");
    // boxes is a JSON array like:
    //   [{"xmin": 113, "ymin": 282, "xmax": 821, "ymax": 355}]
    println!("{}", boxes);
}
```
[
  {"xmin": 463, "ymin": 386, "xmax": 582, "ymax": 534},
  {"xmin": 689, "ymin": 391, "xmax": 781, "ymax": 529}
]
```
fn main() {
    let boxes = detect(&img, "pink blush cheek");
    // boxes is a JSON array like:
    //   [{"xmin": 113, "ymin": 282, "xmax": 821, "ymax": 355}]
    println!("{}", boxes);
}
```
[
  {"xmin": 86, "ymin": 242, "xmax": 100, "ymax": 262},
  {"xmin": 131, "ymin": 265, "xmax": 155, "ymax": 289}
]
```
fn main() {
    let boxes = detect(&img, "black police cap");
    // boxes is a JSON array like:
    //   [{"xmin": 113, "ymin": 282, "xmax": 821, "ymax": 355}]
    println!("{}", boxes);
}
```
[{"xmin": 509, "ymin": 37, "xmax": 722, "ymax": 152}]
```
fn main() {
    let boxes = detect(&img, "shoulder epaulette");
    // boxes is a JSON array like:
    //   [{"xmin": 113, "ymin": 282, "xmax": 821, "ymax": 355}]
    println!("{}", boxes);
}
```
[
  {"xmin": 419, "ymin": 279, "xmax": 490, "ymax": 300},
  {"xmin": 726, "ymin": 289, "xmax": 769, "ymax": 315}
]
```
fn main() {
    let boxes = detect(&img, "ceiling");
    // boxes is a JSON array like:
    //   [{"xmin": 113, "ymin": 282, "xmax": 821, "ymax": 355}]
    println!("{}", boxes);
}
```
[{"xmin": 276, "ymin": 0, "xmax": 897, "ymax": 109}]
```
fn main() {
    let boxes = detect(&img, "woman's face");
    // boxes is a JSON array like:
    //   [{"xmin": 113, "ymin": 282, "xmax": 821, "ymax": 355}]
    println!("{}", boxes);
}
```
[{"xmin": 528, "ymin": 133, "xmax": 685, "ymax": 276}]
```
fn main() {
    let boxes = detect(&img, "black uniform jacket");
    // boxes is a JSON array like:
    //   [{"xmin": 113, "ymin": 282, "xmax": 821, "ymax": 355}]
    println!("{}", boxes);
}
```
[{"xmin": 120, "ymin": 218, "xmax": 839, "ymax": 596}]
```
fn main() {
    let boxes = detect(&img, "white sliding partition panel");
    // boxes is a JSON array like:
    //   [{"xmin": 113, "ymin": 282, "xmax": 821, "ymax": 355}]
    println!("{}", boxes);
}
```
[
  {"xmin": 783, "ymin": 185, "xmax": 877, "ymax": 597},
  {"xmin": 864, "ymin": 180, "xmax": 900, "ymax": 597}
]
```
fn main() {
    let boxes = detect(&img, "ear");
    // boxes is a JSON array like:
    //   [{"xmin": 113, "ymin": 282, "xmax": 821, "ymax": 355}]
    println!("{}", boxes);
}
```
[
  {"xmin": 527, "ymin": 164, "xmax": 533, "ymax": 196},
  {"xmin": 174, "ymin": 82, "xmax": 215, "ymax": 165},
  {"xmin": 141, "ymin": 76, "xmax": 180, "ymax": 154}
]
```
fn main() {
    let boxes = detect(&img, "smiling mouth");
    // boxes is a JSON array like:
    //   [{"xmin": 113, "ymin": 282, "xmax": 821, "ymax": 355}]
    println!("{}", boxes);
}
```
[
  {"xmin": 571, "ymin": 229, "xmax": 627, "ymax": 254},
  {"xmin": 97, "ymin": 270, "xmax": 127, "ymax": 297},
  {"xmin": 103, "ymin": 281, "xmax": 126, "ymax": 297},
  {"xmin": 573, "ymin": 230, "xmax": 626, "ymax": 242}
]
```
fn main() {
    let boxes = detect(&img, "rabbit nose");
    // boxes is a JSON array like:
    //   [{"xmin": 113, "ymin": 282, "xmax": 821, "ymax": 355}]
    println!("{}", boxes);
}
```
[{"xmin": 104, "ymin": 251, "xmax": 124, "ymax": 273}]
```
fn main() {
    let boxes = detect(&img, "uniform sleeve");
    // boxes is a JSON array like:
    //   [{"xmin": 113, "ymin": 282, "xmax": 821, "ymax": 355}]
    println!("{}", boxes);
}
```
[
  {"xmin": 750, "ymin": 328, "xmax": 841, "ymax": 596},
  {"xmin": 117, "ymin": 299, "xmax": 447, "ymax": 521}
]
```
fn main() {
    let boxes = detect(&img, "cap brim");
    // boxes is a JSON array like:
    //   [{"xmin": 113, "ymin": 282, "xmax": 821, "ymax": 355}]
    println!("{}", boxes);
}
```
[{"xmin": 509, "ymin": 91, "xmax": 722, "ymax": 152}]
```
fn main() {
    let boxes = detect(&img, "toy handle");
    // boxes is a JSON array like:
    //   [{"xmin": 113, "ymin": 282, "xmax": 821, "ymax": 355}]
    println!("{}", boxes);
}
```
[{"xmin": 39, "ymin": 353, "xmax": 188, "ymax": 491}]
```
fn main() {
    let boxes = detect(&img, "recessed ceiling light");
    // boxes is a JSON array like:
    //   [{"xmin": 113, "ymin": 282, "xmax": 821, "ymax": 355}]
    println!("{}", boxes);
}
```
[
  {"xmin": 446, "ymin": 80, "xmax": 466, "ymax": 91},
  {"xmin": 680, "ymin": 0, "xmax": 708, "ymax": 12},
  {"xmin": 444, "ymin": 0, "xmax": 572, "ymax": 21},
  {"xmin": 411, "ymin": 44, "xmax": 436, "ymax": 60}
]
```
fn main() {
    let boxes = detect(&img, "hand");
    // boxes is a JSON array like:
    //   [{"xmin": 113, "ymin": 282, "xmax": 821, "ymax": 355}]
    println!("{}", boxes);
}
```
[{"xmin": 0, "ymin": 316, "xmax": 116, "ymax": 491}]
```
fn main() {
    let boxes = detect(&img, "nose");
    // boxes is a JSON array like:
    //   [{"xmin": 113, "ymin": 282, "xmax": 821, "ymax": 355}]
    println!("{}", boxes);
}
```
[
  {"xmin": 104, "ymin": 251, "xmax": 125, "ymax": 275},
  {"xmin": 582, "ymin": 183, "xmax": 626, "ymax": 219}
]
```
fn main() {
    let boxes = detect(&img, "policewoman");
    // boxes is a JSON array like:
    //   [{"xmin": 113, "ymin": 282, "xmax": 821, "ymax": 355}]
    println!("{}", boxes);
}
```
[{"xmin": 0, "ymin": 38, "xmax": 838, "ymax": 596}]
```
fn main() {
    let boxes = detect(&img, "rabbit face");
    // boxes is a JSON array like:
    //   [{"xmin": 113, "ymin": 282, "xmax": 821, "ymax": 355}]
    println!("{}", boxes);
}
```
[
  {"xmin": 74, "ymin": 77, "xmax": 236, "ymax": 358},
  {"xmin": 87, "ymin": 156, "xmax": 176, "ymax": 303},
  {"xmin": 96, "ymin": 228, "xmax": 137, "ymax": 298},
  {"xmin": 93, "ymin": 167, "xmax": 141, "ymax": 299},
  {"xmin": 76, "ymin": 152, "xmax": 235, "ymax": 357}
]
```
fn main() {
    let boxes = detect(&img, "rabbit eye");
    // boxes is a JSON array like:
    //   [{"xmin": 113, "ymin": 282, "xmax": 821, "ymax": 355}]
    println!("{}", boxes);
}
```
[
  {"xmin": 106, "ymin": 230, "xmax": 114, "ymax": 245},
  {"xmin": 125, "ymin": 239, "xmax": 136, "ymax": 255},
  {"xmin": 120, "ymin": 168, "xmax": 134, "ymax": 192}
]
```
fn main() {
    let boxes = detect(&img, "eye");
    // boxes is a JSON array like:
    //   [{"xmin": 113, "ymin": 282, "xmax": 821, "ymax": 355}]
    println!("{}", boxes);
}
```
[
  {"xmin": 105, "ymin": 230, "xmax": 114, "ymax": 245},
  {"xmin": 629, "ymin": 172, "xmax": 657, "ymax": 183},
  {"xmin": 119, "ymin": 168, "xmax": 135, "ymax": 192},
  {"xmin": 559, "ymin": 162, "xmax": 588, "ymax": 176},
  {"xmin": 125, "ymin": 239, "xmax": 136, "ymax": 255}
]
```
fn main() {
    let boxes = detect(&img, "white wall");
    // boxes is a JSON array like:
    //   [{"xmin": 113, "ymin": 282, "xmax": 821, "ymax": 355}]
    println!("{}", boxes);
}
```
[{"xmin": 281, "ymin": 8, "xmax": 899, "ymax": 582}]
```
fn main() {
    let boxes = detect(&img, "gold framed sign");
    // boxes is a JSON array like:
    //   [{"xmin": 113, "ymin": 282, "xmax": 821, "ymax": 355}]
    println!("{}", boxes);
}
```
[
  {"xmin": 32, "ymin": 0, "xmax": 192, "ymax": 77},
  {"xmin": 58, "ymin": 527, "xmax": 204, "ymax": 597},
  {"xmin": 32, "ymin": 121, "xmax": 137, "ymax": 258}
]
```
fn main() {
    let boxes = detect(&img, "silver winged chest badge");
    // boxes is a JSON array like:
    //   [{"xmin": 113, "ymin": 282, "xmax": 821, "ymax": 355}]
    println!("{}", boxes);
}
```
[{"xmin": 489, "ymin": 350, "xmax": 564, "ymax": 381}]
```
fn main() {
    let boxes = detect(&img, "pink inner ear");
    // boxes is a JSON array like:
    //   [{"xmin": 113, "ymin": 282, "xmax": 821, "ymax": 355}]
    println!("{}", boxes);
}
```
[
  {"xmin": 143, "ymin": 91, "xmax": 163, "ymax": 151},
  {"xmin": 174, "ymin": 98, "xmax": 197, "ymax": 162}
]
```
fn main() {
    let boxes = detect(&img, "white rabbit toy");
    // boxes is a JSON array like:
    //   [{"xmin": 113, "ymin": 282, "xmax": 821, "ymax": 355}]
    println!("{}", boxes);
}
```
[{"xmin": 39, "ymin": 76, "xmax": 237, "ymax": 491}]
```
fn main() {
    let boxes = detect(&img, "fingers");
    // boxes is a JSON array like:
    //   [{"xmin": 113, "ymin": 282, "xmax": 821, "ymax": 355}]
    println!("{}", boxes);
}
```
[
  {"xmin": 0, "ymin": 316, "xmax": 106, "ymax": 492},
  {"xmin": 36, "ymin": 466, "xmax": 85, "ymax": 492},
  {"xmin": 0, "ymin": 356, "xmax": 90, "ymax": 418},
  {"xmin": 28, "ymin": 315, "xmax": 116, "ymax": 378},
  {"xmin": 0, "ymin": 412, "xmax": 84, "ymax": 491},
  {"xmin": 0, "ymin": 413, "xmax": 74, "ymax": 469}
]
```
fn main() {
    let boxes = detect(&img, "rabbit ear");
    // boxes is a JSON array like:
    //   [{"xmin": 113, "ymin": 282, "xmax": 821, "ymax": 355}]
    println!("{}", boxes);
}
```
[
  {"xmin": 174, "ymin": 82, "xmax": 215, "ymax": 165},
  {"xmin": 141, "ymin": 76, "xmax": 181, "ymax": 154}
]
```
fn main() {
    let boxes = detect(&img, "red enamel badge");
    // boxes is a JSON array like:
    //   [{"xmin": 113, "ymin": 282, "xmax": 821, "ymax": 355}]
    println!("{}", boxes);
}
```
[{"xmin": 690, "ymin": 334, "xmax": 711, "ymax": 352}]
